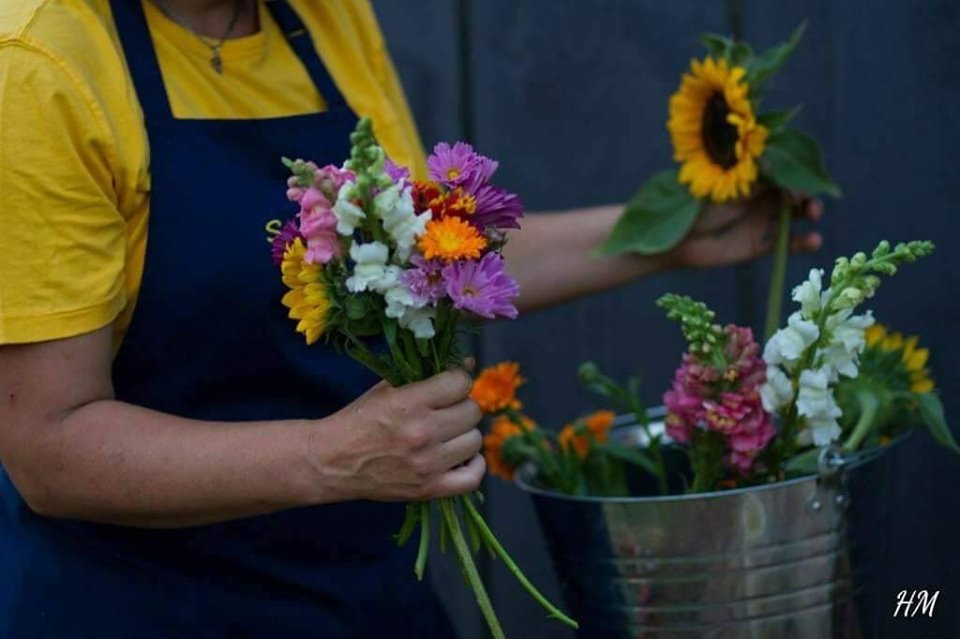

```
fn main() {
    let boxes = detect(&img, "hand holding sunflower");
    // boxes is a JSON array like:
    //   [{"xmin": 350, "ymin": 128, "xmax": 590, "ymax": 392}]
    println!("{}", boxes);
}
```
[{"xmin": 601, "ymin": 22, "xmax": 839, "ymax": 338}]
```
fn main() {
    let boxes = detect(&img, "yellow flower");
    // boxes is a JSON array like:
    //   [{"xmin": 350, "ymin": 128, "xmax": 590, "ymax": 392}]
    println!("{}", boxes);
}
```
[
  {"xmin": 558, "ymin": 410, "xmax": 616, "ymax": 459},
  {"xmin": 865, "ymin": 324, "xmax": 934, "ymax": 394},
  {"xmin": 280, "ymin": 238, "xmax": 332, "ymax": 345},
  {"xmin": 471, "ymin": 362, "xmax": 525, "ymax": 414},
  {"xmin": 483, "ymin": 414, "xmax": 536, "ymax": 481},
  {"xmin": 417, "ymin": 216, "xmax": 487, "ymax": 261},
  {"xmin": 668, "ymin": 56, "xmax": 768, "ymax": 203}
]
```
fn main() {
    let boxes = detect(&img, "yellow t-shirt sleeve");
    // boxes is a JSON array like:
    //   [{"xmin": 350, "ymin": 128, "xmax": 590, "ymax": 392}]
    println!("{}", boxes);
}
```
[{"xmin": 0, "ymin": 42, "xmax": 126, "ymax": 345}]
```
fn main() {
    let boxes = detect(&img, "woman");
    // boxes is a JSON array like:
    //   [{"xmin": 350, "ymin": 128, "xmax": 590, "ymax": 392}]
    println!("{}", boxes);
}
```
[{"xmin": 0, "ymin": 0, "xmax": 823, "ymax": 636}]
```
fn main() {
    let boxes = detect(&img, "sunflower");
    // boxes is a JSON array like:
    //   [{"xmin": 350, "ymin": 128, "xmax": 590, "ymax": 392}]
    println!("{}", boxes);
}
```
[
  {"xmin": 281, "ymin": 237, "xmax": 332, "ymax": 345},
  {"xmin": 417, "ymin": 216, "xmax": 487, "ymax": 261},
  {"xmin": 864, "ymin": 325, "xmax": 934, "ymax": 394},
  {"xmin": 483, "ymin": 414, "xmax": 536, "ymax": 481},
  {"xmin": 668, "ymin": 56, "xmax": 768, "ymax": 203},
  {"xmin": 558, "ymin": 410, "xmax": 616, "ymax": 459},
  {"xmin": 471, "ymin": 362, "xmax": 525, "ymax": 414}
]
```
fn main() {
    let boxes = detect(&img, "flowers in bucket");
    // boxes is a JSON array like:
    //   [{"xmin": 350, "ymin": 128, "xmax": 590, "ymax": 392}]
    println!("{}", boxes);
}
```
[
  {"xmin": 598, "ymin": 22, "xmax": 839, "ymax": 339},
  {"xmin": 267, "ymin": 119, "xmax": 575, "ymax": 637},
  {"xmin": 475, "ymin": 362, "xmax": 666, "ymax": 495},
  {"xmin": 658, "ymin": 295, "xmax": 776, "ymax": 490},
  {"xmin": 834, "ymin": 324, "xmax": 957, "ymax": 457},
  {"xmin": 658, "ymin": 240, "xmax": 956, "ymax": 491}
]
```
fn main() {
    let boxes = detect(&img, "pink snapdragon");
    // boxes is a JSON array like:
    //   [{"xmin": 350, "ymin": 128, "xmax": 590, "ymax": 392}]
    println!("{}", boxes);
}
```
[
  {"xmin": 298, "ymin": 188, "xmax": 342, "ymax": 264},
  {"xmin": 663, "ymin": 324, "xmax": 775, "ymax": 474}
]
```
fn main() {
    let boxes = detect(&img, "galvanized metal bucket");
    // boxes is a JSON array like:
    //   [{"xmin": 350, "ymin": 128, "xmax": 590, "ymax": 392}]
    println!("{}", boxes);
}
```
[{"xmin": 516, "ymin": 423, "xmax": 897, "ymax": 639}]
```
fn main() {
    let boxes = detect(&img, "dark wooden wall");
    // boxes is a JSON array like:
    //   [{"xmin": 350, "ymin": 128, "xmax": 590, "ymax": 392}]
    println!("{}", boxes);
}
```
[{"xmin": 372, "ymin": 1, "xmax": 960, "ymax": 637}]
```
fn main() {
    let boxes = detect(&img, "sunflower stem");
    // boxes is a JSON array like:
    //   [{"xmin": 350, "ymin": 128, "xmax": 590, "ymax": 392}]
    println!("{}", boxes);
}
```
[
  {"xmin": 461, "ymin": 494, "xmax": 579, "ymax": 629},
  {"xmin": 843, "ymin": 390, "xmax": 881, "ymax": 452},
  {"xmin": 764, "ymin": 196, "xmax": 792, "ymax": 340},
  {"xmin": 440, "ymin": 498, "xmax": 505, "ymax": 639}
]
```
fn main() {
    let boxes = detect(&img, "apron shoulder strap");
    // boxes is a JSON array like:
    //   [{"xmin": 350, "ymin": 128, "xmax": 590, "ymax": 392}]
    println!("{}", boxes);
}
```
[
  {"xmin": 109, "ymin": 0, "xmax": 350, "ymax": 123},
  {"xmin": 265, "ymin": 1, "xmax": 349, "ymax": 110}
]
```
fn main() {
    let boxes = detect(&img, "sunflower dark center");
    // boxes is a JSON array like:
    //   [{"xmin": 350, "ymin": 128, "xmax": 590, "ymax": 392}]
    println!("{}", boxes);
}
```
[{"xmin": 702, "ymin": 92, "xmax": 739, "ymax": 169}]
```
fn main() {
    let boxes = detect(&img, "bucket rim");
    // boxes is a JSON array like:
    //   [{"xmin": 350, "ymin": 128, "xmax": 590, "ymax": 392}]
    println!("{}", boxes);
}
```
[{"xmin": 514, "ymin": 423, "xmax": 898, "ymax": 504}]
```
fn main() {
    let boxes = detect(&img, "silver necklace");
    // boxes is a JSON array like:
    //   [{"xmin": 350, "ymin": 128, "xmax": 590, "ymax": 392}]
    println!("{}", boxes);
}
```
[{"xmin": 149, "ymin": 0, "xmax": 246, "ymax": 74}]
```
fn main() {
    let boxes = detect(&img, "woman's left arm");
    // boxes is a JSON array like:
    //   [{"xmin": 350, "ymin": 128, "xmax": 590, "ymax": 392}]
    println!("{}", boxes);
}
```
[{"xmin": 504, "ymin": 190, "xmax": 824, "ymax": 312}]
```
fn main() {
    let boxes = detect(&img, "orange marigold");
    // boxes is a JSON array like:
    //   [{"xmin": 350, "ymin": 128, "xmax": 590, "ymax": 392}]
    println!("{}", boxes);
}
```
[
  {"xmin": 417, "ymin": 216, "xmax": 487, "ymax": 261},
  {"xmin": 471, "ymin": 362, "xmax": 525, "ymax": 414},
  {"xmin": 558, "ymin": 410, "xmax": 616, "ymax": 459},
  {"xmin": 484, "ymin": 414, "xmax": 535, "ymax": 481}
]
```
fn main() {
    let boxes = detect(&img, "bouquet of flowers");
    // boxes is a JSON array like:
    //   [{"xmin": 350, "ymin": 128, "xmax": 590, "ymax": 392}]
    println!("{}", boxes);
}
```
[
  {"xmin": 267, "ymin": 119, "xmax": 575, "ymax": 636},
  {"xmin": 599, "ymin": 22, "xmax": 839, "ymax": 338},
  {"xmin": 473, "ymin": 362, "xmax": 666, "ymax": 495}
]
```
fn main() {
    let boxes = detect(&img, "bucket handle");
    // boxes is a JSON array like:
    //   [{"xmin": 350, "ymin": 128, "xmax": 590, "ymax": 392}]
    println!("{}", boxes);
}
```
[{"xmin": 809, "ymin": 444, "xmax": 850, "ymax": 512}]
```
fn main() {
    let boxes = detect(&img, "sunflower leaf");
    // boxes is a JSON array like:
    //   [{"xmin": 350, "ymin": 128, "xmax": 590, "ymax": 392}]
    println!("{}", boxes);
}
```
[
  {"xmin": 701, "ymin": 33, "xmax": 735, "ymax": 59},
  {"xmin": 763, "ymin": 128, "xmax": 841, "ymax": 198},
  {"xmin": 746, "ymin": 21, "xmax": 808, "ymax": 90},
  {"xmin": 917, "ymin": 393, "xmax": 960, "ymax": 455},
  {"xmin": 596, "ymin": 170, "xmax": 701, "ymax": 256},
  {"xmin": 730, "ymin": 41, "xmax": 754, "ymax": 67},
  {"xmin": 758, "ymin": 106, "xmax": 803, "ymax": 132}
]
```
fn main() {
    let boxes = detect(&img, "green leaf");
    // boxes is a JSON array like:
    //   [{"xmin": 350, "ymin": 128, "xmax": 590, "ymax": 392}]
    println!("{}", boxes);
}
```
[
  {"xmin": 918, "ymin": 393, "xmax": 960, "ymax": 455},
  {"xmin": 730, "ymin": 41, "xmax": 754, "ymax": 67},
  {"xmin": 746, "ymin": 21, "xmax": 807, "ymax": 89},
  {"xmin": 701, "ymin": 33, "xmax": 734, "ymax": 59},
  {"xmin": 758, "ymin": 105, "xmax": 803, "ymax": 132},
  {"xmin": 764, "ymin": 128, "xmax": 841, "ymax": 197},
  {"xmin": 596, "ymin": 169, "xmax": 701, "ymax": 257},
  {"xmin": 596, "ymin": 442, "xmax": 659, "ymax": 477},
  {"xmin": 784, "ymin": 448, "xmax": 820, "ymax": 476}
]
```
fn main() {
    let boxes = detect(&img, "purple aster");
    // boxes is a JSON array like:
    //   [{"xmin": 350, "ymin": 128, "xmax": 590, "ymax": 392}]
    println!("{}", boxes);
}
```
[
  {"xmin": 442, "ymin": 252, "xmax": 520, "ymax": 319},
  {"xmin": 427, "ymin": 142, "xmax": 498, "ymax": 189},
  {"xmin": 400, "ymin": 255, "xmax": 446, "ymax": 304},
  {"xmin": 384, "ymin": 158, "xmax": 411, "ymax": 182},
  {"xmin": 471, "ymin": 184, "xmax": 524, "ymax": 230},
  {"xmin": 271, "ymin": 218, "xmax": 303, "ymax": 266}
]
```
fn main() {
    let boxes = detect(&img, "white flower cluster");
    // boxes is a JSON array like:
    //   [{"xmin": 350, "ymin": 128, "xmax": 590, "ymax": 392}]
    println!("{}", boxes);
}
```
[
  {"xmin": 760, "ymin": 268, "xmax": 874, "ymax": 446},
  {"xmin": 334, "ymin": 161, "xmax": 435, "ymax": 338}
]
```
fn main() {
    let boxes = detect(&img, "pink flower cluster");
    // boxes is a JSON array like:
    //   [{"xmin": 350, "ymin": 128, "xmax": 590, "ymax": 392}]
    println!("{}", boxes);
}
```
[
  {"xmin": 664, "ymin": 325, "xmax": 775, "ymax": 473},
  {"xmin": 284, "ymin": 162, "xmax": 354, "ymax": 265}
]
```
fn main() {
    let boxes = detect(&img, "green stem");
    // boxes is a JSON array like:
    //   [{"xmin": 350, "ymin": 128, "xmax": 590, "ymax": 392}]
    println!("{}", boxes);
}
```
[
  {"xmin": 414, "ymin": 502, "xmax": 430, "ymax": 580},
  {"xmin": 843, "ymin": 390, "xmax": 881, "ymax": 452},
  {"xmin": 440, "ymin": 498, "xmax": 505, "ymax": 639},
  {"xmin": 461, "ymin": 495, "xmax": 579, "ymax": 629},
  {"xmin": 764, "ymin": 197, "xmax": 793, "ymax": 340},
  {"xmin": 649, "ymin": 439, "xmax": 670, "ymax": 496}
]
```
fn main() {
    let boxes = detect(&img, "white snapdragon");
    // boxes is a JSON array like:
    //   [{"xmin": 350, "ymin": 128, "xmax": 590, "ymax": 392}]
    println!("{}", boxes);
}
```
[
  {"xmin": 345, "ymin": 242, "xmax": 391, "ymax": 293},
  {"xmin": 762, "ymin": 312, "xmax": 820, "ymax": 368},
  {"xmin": 374, "ymin": 184, "xmax": 430, "ymax": 262},
  {"xmin": 796, "ymin": 368, "xmax": 843, "ymax": 446},
  {"xmin": 333, "ymin": 182, "xmax": 366, "ymax": 235},
  {"xmin": 792, "ymin": 268, "xmax": 825, "ymax": 317},
  {"xmin": 398, "ymin": 305, "xmax": 437, "ymax": 339},
  {"xmin": 382, "ymin": 282, "xmax": 436, "ymax": 339},
  {"xmin": 760, "ymin": 366, "xmax": 794, "ymax": 412},
  {"xmin": 816, "ymin": 309, "xmax": 874, "ymax": 380}
]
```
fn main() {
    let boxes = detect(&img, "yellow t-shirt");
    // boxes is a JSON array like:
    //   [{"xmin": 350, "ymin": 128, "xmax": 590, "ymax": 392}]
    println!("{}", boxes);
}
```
[{"xmin": 0, "ymin": 0, "xmax": 427, "ymax": 349}]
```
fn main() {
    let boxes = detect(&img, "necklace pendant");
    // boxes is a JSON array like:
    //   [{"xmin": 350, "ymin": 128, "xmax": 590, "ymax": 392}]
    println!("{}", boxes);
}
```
[{"xmin": 211, "ymin": 52, "xmax": 223, "ymax": 74}]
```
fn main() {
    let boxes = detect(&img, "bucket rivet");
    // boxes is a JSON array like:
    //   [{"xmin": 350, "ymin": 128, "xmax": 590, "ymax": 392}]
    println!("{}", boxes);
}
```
[{"xmin": 810, "ymin": 498, "xmax": 822, "ymax": 511}]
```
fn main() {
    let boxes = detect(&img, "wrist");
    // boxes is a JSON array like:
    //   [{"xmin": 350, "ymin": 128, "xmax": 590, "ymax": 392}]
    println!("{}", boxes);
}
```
[{"xmin": 296, "ymin": 412, "xmax": 365, "ymax": 506}]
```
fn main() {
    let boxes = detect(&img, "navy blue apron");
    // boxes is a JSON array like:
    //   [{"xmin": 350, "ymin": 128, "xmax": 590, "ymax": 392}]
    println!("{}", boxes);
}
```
[{"xmin": 0, "ymin": 1, "xmax": 454, "ymax": 636}]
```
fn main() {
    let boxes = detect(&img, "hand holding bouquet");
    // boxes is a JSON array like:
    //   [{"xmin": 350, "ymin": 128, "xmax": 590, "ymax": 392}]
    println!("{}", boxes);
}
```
[{"xmin": 268, "ymin": 119, "xmax": 575, "ymax": 636}]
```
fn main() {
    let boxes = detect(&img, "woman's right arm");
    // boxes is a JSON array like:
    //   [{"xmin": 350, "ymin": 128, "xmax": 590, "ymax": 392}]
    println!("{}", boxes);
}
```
[{"xmin": 0, "ymin": 324, "xmax": 485, "ymax": 529}]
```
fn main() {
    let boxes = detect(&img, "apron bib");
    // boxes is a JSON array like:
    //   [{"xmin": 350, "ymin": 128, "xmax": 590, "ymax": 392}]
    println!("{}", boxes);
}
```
[{"xmin": 0, "ymin": 1, "xmax": 452, "ymax": 636}]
